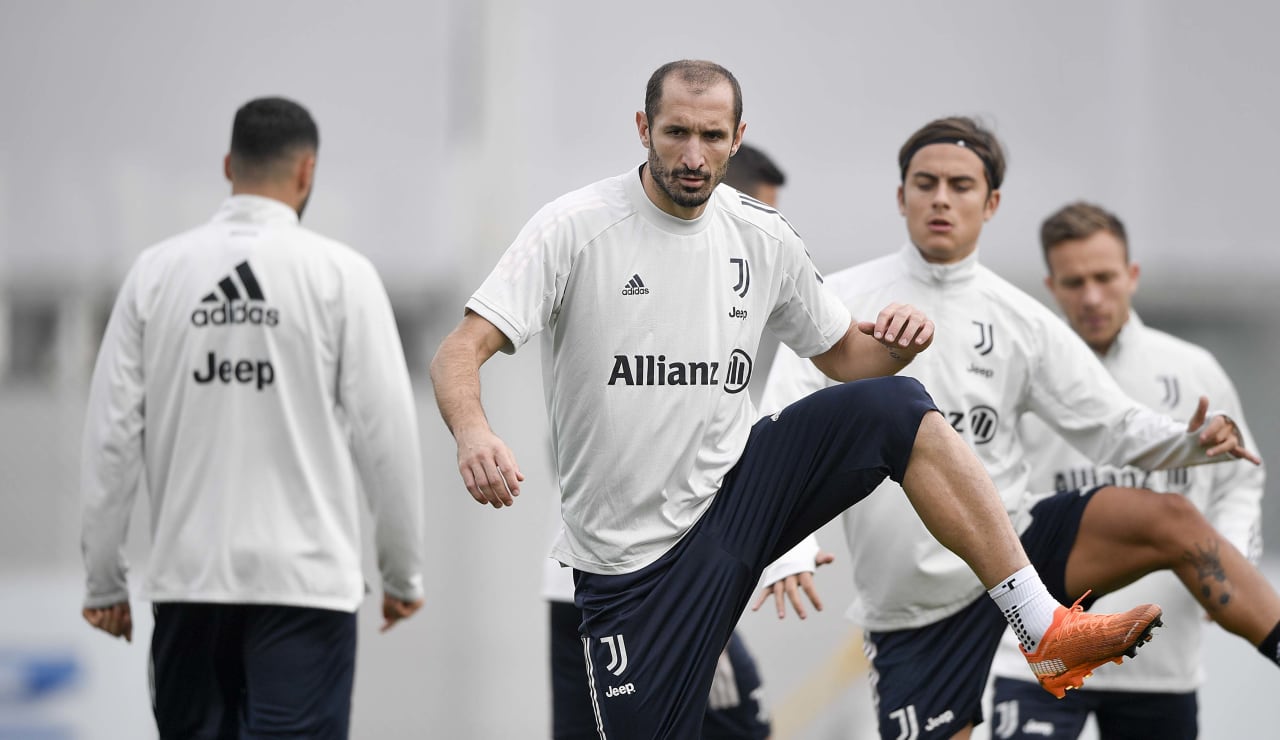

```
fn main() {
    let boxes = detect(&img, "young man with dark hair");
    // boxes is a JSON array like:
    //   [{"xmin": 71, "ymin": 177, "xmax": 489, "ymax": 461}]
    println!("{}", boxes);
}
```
[
  {"xmin": 761, "ymin": 117, "xmax": 1274, "ymax": 740},
  {"xmin": 432, "ymin": 63, "xmax": 1169, "ymax": 739},
  {"xmin": 80, "ymin": 96, "xmax": 425, "ymax": 739},
  {"xmin": 987, "ymin": 201, "xmax": 1268, "ymax": 739}
]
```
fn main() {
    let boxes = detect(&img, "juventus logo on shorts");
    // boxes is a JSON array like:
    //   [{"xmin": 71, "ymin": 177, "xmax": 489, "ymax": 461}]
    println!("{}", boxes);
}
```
[{"xmin": 601, "ymin": 634, "xmax": 629, "ymax": 676}]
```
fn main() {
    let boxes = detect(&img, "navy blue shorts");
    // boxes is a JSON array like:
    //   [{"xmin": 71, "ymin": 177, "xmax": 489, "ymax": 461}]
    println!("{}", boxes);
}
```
[
  {"xmin": 549, "ymin": 601, "xmax": 769, "ymax": 739},
  {"xmin": 574, "ymin": 376, "xmax": 938, "ymax": 739},
  {"xmin": 150, "ymin": 602, "xmax": 356, "ymax": 740},
  {"xmin": 991, "ymin": 676, "xmax": 1197, "ymax": 739},
  {"xmin": 864, "ymin": 487, "xmax": 1101, "ymax": 740}
]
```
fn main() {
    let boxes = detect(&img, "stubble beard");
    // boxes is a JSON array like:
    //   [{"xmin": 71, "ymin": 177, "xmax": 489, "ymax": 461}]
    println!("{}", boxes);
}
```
[{"xmin": 647, "ymin": 146, "xmax": 728, "ymax": 209}]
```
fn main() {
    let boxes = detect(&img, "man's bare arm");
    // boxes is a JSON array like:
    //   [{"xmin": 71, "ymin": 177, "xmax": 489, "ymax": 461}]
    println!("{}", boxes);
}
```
[
  {"xmin": 430, "ymin": 311, "xmax": 526, "ymax": 507},
  {"xmin": 810, "ymin": 303, "xmax": 934, "ymax": 382}
]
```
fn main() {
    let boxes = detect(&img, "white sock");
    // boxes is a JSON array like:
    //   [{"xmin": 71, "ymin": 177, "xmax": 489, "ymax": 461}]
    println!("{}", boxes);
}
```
[{"xmin": 988, "ymin": 565, "xmax": 1060, "ymax": 652}]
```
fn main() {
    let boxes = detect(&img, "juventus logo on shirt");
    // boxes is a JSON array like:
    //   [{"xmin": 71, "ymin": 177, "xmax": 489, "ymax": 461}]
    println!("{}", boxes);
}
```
[
  {"xmin": 730, "ymin": 258, "xmax": 750, "ymax": 298},
  {"xmin": 1158, "ymin": 375, "xmax": 1181, "ymax": 408},
  {"xmin": 972, "ymin": 320, "xmax": 995, "ymax": 356}
]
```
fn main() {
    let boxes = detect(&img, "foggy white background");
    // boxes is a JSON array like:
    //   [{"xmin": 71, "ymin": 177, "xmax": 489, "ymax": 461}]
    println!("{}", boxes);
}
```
[{"xmin": 2, "ymin": 1, "xmax": 1278, "ymax": 738}]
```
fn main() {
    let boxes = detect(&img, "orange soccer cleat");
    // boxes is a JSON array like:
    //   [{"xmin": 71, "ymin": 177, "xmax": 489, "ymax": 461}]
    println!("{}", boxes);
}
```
[{"xmin": 1020, "ymin": 592, "xmax": 1163, "ymax": 699}]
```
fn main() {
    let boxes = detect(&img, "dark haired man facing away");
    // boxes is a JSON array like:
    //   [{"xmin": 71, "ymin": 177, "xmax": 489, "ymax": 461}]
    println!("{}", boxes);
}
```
[{"xmin": 80, "ymin": 96, "xmax": 425, "ymax": 740}]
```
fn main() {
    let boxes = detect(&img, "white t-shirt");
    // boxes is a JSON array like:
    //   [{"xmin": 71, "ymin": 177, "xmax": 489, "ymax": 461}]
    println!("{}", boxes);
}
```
[
  {"xmin": 81, "ymin": 195, "xmax": 425, "ymax": 612},
  {"xmin": 468, "ymin": 167, "xmax": 850, "ymax": 575},
  {"xmin": 759, "ymin": 244, "xmax": 1229, "ymax": 630},
  {"xmin": 990, "ymin": 312, "xmax": 1264, "ymax": 692}
]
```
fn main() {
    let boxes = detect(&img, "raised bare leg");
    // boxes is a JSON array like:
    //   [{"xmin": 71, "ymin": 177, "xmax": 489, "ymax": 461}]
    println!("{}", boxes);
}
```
[{"xmin": 1066, "ymin": 486, "xmax": 1280, "ymax": 645}]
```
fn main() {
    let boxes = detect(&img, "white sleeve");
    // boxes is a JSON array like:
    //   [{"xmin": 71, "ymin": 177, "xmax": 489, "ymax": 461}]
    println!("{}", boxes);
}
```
[
  {"xmin": 1026, "ymin": 315, "xmax": 1218, "ymax": 472},
  {"xmin": 765, "ymin": 232, "xmax": 851, "ymax": 360},
  {"xmin": 341, "ymin": 258, "xmax": 426, "ymax": 602},
  {"xmin": 80, "ymin": 261, "xmax": 147, "ymax": 608},
  {"xmin": 1199, "ymin": 358, "xmax": 1265, "ymax": 561},
  {"xmin": 759, "ymin": 535, "xmax": 821, "ymax": 588},
  {"xmin": 465, "ymin": 203, "xmax": 571, "ymax": 353}
]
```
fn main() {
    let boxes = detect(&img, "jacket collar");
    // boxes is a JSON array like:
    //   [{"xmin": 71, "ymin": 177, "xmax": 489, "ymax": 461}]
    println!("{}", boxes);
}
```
[
  {"xmin": 899, "ymin": 242, "xmax": 980, "ymax": 285},
  {"xmin": 212, "ymin": 194, "xmax": 300, "ymax": 227}
]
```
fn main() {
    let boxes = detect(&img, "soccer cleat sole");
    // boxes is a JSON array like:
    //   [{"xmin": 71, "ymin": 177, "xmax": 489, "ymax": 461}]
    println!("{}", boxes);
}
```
[{"xmin": 1119, "ymin": 614, "xmax": 1162, "ymax": 660}]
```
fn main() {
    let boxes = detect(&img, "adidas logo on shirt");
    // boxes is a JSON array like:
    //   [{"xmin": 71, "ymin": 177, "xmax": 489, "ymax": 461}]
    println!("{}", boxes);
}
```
[
  {"xmin": 190, "ymin": 260, "xmax": 279, "ymax": 327},
  {"xmin": 621, "ymin": 274, "xmax": 649, "ymax": 296}
]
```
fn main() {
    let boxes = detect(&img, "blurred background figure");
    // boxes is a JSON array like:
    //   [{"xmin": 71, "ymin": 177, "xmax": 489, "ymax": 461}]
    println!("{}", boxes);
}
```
[{"xmin": 79, "ymin": 97, "xmax": 425, "ymax": 739}]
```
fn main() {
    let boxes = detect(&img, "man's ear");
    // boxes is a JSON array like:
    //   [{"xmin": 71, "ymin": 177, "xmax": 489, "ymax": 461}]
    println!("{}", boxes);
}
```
[
  {"xmin": 224, "ymin": 154, "xmax": 234, "ymax": 182},
  {"xmin": 297, "ymin": 153, "xmax": 316, "ymax": 194},
  {"xmin": 983, "ymin": 189, "xmax": 1001, "ymax": 221},
  {"xmin": 636, "ymin": 110, "xmax": 650, "ymax": 149}
]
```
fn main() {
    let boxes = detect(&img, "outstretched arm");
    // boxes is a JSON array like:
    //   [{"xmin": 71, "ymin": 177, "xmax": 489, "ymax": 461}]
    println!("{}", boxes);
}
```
[
  {"xmin": 809, "ymin": 303, "xmax": 934, "ymax": 382},
  {"xmin": 430, "ymin": 311, "xmax": 526, "ymax": 508},
  {"xmin": 1186, "ymin": 396, "xmax": 1261, "ymax": 464}
]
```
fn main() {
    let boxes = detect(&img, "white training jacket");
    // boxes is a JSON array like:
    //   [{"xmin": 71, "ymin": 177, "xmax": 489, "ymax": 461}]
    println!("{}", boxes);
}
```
[
  {"xmin": 990, "ymin": 311, "xmax": 1264, "ymax": 692},
  {"xmin": 81, "ymin": 195, "xmax": 425, "ymax": 612},
  {"xmin": 759, "ymin": 244, "xmax": 1235, "ymax": 631}
]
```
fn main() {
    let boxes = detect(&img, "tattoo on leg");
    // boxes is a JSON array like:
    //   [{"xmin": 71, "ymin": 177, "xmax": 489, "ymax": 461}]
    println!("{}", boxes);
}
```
[{"xmin": 1183, "ymin": 539, "xmax": 1232, "ymax": 609}]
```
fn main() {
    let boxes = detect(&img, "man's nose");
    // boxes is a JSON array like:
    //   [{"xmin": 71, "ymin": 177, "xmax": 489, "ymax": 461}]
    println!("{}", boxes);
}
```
[{"xmin": 680, "ymin": 138, "xmax": 705, "ymax": 171}]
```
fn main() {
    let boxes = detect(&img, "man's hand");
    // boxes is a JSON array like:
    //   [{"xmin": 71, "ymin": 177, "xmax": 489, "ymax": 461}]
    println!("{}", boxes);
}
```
[
  {"xmin": 82, "ymin": 602, "xmax": 133, "ymax": 642},
  {"xmin": 381, "ymin": 594, "xmax": 424, "ymax": 633},
  {"xmin": 751, "ymin": 550, "xmax": 836, "ymax": 620},
  {"xmin": 856, "ymin": 302, "xmax": 934, "ymax": 360},
  {"xmin": 455, "ymin": 427, "xmax": 525, "ymax": 508},
  {"xmin": 1186, "ymin": 396, "xmax": 1262, "ymax": 464}
]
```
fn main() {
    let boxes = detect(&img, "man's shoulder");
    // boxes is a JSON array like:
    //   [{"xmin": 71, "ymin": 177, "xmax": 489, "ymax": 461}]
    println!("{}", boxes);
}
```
[
  {"xmin": 293, "ymin": 226, "xmax": 371, "ymax": 266},
  {"xmin": 821, "ymin": 251, "xmax": 908, "ymax": 301},
  {"xmin": 713, "ymin": 185, "xmax": 800, "ymax": 243},
  {"xmin": 543, "ymin": 172, "xmax": 634, "ymax": 222},
  {"xmin": 971, "ymin": 266, "xmax": 1063, "ymax": 323},
  {"xmin": 1131, "ymin": 321, "xmax": 1224, "ymax": 373}
]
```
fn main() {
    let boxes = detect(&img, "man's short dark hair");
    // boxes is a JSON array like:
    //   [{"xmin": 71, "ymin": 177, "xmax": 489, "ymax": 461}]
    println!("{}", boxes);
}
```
[
  {"xmin": 898, "ymin": 116, "xmax": 1006, "ymax": 194},
  {"xmin": 644, "ymin": 60, "xmax": 743, "ymax": 130},
  {"xmin": 1040, "ymin": 201, "xmax": 1130, "ymax": 269},
  {"xmin": 229, "ymin": 97, "xmax": 319, "ymax": 182},
  {"xmin": 723, "ymin": 144, "xmax": 785, "ymax": 194}
]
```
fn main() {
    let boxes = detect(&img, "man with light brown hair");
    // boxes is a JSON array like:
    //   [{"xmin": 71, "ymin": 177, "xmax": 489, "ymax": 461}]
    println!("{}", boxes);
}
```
[{"xmin": 987, "ymin": 201, "xmax": 1270, "ymax": 739}]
